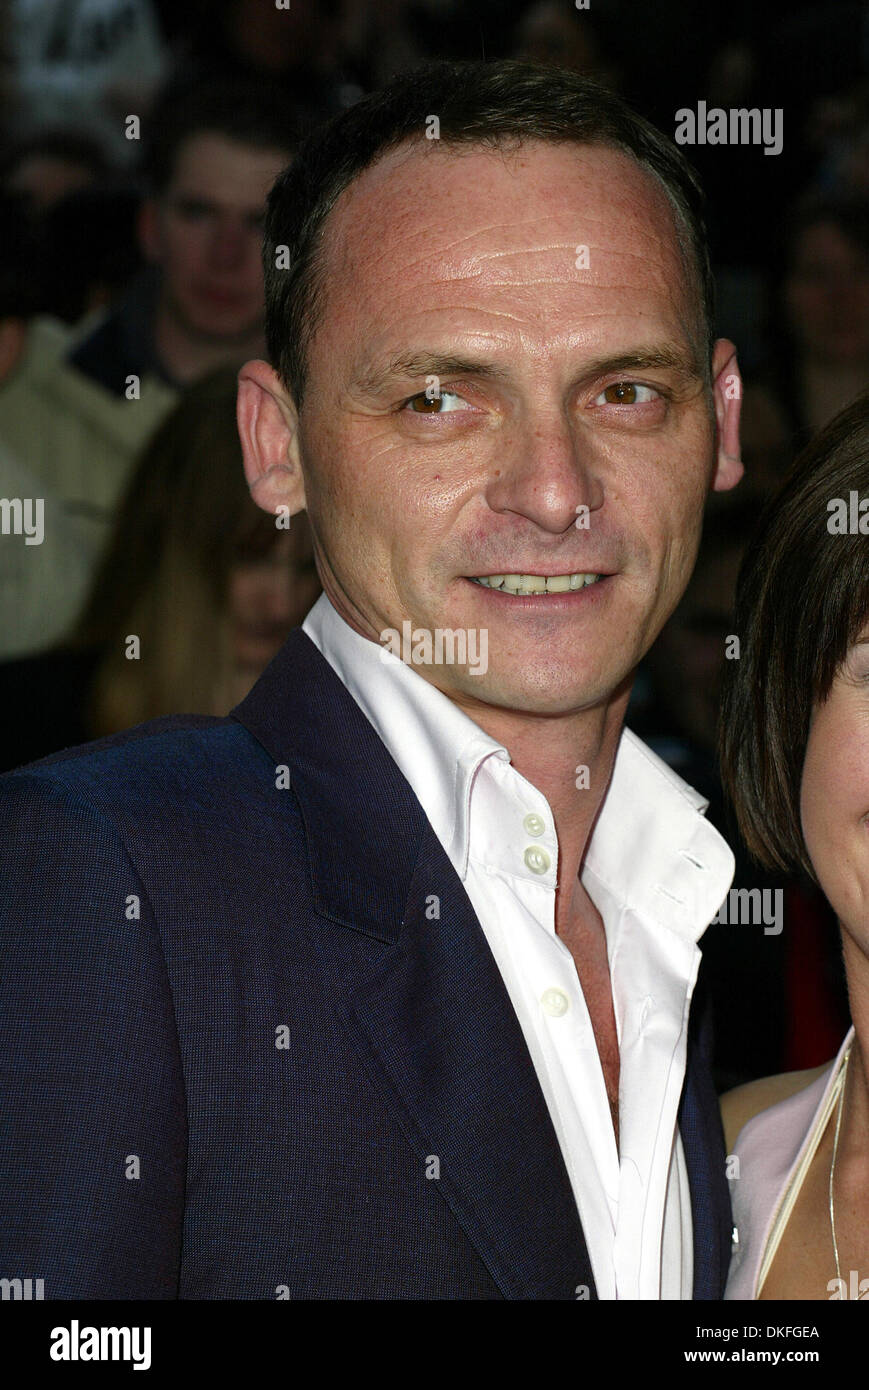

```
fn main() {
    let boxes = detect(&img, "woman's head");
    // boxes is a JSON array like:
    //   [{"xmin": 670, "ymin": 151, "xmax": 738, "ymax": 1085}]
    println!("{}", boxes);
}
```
[
  {"xmin": 720, "ymin": 391, "xmax": 869, "ymax": 932},
  {"xmin": 71, "ymin": 366, "xmax": 320, "ymax": 727}
]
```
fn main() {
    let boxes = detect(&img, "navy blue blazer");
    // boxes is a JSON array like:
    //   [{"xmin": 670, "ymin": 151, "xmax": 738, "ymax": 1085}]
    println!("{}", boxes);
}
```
[{"xmin": 0, "ymin": 628, "xmax": 731, "ymax": 1299}]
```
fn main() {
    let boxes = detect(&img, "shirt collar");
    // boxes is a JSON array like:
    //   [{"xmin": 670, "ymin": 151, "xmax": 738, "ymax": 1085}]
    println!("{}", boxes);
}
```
[
  {"xmin": 302, "ymin": 593, "xmax": 734, "ymax": 944},
  {"xmin": 303, "ymin": 594, "xmax": 504, "ymax": 876},
  {"xmin": 583, "ymin": 727, "xmax": 734, "ymax": 944}
]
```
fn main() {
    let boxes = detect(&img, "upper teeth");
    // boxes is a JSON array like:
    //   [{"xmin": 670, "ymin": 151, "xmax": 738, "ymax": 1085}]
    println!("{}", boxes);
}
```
[{"xmin": 471, "ymin": 573, "xmax": 602, "ymax": 594}]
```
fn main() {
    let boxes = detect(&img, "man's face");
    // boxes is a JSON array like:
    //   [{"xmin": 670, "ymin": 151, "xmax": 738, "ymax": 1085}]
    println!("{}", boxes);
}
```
[
  {"xmin": 142, "ymin": 132, "xmax": 290, "ymax": 341},
  {"xmin": 293, "ymin": 140, "xmax": 733, "ymax": 718}
]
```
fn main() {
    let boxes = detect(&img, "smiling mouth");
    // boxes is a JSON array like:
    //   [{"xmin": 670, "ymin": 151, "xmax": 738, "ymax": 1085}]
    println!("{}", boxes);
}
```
[{"xmin": 467, "ymin": 572, "xmax": 604, "ymax": 594}]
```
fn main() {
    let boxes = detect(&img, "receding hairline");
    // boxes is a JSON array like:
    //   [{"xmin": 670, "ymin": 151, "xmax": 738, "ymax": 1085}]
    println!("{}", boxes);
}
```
[{"xmin": 300, "ymin": 132, "xmax": 711, "ymax": 391}]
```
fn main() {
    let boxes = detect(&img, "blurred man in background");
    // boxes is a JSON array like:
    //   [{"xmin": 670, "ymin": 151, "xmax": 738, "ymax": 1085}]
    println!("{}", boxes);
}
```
[{"xmin": 0, "ymin": 74, "xmax": 299, "ymax": 657}]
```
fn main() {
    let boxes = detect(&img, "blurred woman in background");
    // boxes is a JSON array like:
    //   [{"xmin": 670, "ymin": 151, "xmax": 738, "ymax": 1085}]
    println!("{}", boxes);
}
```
[
  {"xmin": 0, "ymin": 367, "xmax": 320, "ymax": 770},
  {"xmin": 719, "ymin": 391, "xmax": 869, "ymax": 1299}
]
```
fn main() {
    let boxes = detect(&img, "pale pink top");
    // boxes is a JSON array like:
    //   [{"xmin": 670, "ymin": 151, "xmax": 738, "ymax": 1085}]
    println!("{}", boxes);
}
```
[{"xmin": 724, "ymin": 1028, "xmax": 854, "ymax": 1299}]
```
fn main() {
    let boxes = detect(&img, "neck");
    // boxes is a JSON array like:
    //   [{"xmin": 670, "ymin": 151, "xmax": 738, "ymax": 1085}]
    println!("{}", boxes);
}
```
[
  {"xmin": 152, "ymin": 294, "xmax": 266, "ymax": 386},
  {"xmin": 450, "ymin": 678, "xmax": 633, "ymax": 932},
  {"xmin": 324, "ymin": 583, "xmax": 633, "ymax": 933}
]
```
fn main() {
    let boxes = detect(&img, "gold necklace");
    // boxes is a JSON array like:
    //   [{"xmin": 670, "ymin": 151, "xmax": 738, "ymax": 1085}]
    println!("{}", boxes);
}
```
[{"xmin": 829, "ymin": 1043, "xmax": 853, "ymax": 1291}]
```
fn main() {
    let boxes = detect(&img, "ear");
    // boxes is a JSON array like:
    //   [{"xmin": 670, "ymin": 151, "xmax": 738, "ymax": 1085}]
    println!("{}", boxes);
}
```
[
  {"xmin": 137, "ymin": 197, "xmax": 161, "ymax": 263},
  {"xmin": 710, "ymin": 338, "xmax": 744, "ymax": 493},
  {"xmin": 237, "ymin": 359, "xmax": 307, "ymax": 517}
]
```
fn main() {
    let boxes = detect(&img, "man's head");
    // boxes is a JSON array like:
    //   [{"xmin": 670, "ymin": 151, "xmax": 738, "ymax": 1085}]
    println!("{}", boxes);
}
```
[
  {"xmin": 240, "ymin": 60, "xmax": 743, "ymax": 723},
  {"xmin": 138, "ymin": 77, "xmax": 299, "ymax": 343}
]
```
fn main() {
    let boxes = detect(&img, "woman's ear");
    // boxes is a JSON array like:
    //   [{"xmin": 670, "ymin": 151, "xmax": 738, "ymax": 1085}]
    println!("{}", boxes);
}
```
[{"xmin": 237, "ymin": 359, "xmax": 307, "ymax": 518}]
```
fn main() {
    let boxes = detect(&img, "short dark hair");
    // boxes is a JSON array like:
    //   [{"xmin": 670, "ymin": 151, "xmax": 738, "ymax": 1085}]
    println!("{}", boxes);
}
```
[
  {"xmin": 719, "ymin": 391, "xmax": 869, "ymax": 879},
  {"xmin": 142, "ymin": 74, "xmax": 301, "ymax": 196},
  {"xmin": 263, "ymin": 59, "xmax": 715, "ymax": 406}
]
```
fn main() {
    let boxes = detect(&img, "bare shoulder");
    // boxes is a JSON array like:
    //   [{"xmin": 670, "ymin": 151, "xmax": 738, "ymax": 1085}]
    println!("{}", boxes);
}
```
[{"xmin": 720, "ymin": 1065, "xmax": 830, "ymax": 1152}]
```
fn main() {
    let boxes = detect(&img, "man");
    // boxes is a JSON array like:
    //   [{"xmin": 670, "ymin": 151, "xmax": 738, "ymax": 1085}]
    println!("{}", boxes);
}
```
[
  {"xmin": 0, "ymin": 75, "xmax": 298, "ymax": 655},
  {"xmin": 0, "ymin": 61, "xmax": 742, "ymax": 1299},
  {"xmin": 70, "ymin": 74, "xmax": 300, "ymax": 395}
]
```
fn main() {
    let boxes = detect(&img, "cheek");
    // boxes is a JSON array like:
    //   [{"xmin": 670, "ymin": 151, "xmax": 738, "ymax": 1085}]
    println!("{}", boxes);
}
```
[
  {"xmin": 800, "ymin": 700, "xmax": 869, "ymax": 942},
  {"xmin": 620, "ymin": 437, "xmax": 707, "ymax": 541},
  {"xmin": 799, "ymin": 702, "xmax": 860, "ymax": 869},
  {"xmin": 306, "ymin": 422, "xmax": 420, "ymax": 536},
  {"xmin": 799, "ymin": 727, "xmax": 828, "ymax": 864},
  {"xmin": 299, "ymin": 439, "xmax": 397, "ymax": 597},
  {"xmin": 639, "ymin": 504, "xmax": 703, "ymax": 610}
]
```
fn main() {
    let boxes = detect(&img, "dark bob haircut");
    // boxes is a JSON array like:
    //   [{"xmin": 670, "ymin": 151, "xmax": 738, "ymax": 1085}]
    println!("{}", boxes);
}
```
[
  {"xmin": 719, "ymin": 391, "xmax": 869, "ymax": 879},
  {"xmin": 262, "ymin": 59, "xmax": 714, "ymax": 406}
]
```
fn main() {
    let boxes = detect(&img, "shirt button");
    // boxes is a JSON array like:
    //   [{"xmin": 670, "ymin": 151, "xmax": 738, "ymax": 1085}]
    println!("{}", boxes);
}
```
[
  {"xmin": 523, "ymin": 845, "xmax": 551, "ymax": 874},
  {"xmin": 541, "ymin": 988, "xmax": 569, "ymax": 1017},
  {"xmin": 523, "ymin": 812, "xmax": 546, "ymax": 837}
]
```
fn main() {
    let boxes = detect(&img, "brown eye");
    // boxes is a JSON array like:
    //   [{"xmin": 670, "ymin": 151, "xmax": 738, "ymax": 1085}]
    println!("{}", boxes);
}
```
[
  {"xmin": 604, "ymin": 382, "xmax": 638, "ymax": 404},
  {"xmin": 404, "ymin": 389, "xmax": 468, "ymax": 415},
  {"xmin": 408, "ymin": 393, "xmax": 444, "ymax": 412}
]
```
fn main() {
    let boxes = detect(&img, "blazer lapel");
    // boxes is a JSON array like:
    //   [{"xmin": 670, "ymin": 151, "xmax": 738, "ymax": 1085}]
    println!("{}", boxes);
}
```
[
  {"xmin": 678, "ymin": 996, "xmax": 731, "ymax": 1299},
  {"xmin": 340, "ymin": 818, "xmax": 595, "ymax": 1300},
  {"xmin": 232, "ymin": 629, "xmax": 595, "ymax": 1300}
]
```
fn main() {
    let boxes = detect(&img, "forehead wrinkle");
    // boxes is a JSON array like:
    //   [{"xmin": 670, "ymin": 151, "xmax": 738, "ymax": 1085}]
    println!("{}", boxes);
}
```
[
  {"xmin": 357, "ymin": 276, "xmax": 687, "ymax": 343},
  {"xmin": 330, "ymin": 167, "xmax": 678, "ymax": 283},
  {"xmin": 463, "ymin": 270, "xmax": 675, "ymax": 294},
  {"xmin": 320, "ymin": 148, "xmax": 694, "ymax": 352},
  {"xmin": 353, "ymin": 249, "xmax": 678, "ymax": 311},
  {"xmin": 348, "ymin": 231, "xmax": 681, "ymax": 315},
  {"xmin": 318, "ymin": 178, "xmax": 701, "ymax": 388},
  {"xmin": 362, "ymin": 218, "xmax": 575, "ymax": 263},
  {"xmin": 348, "ymin": 223, "xmax": 677, "ymax": 286},
  {"xmin": 466, "ymin": 236, "xmax": 682, "ymax": 284},
  {"xmin": 475, "ymin": 243, "xmax": 586, "ymax": 267}
]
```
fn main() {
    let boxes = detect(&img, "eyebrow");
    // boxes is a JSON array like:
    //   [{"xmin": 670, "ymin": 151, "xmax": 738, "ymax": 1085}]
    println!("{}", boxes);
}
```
[
  {"xmin": 352, "ymin": 353, "xmax": 510, "ymax": 397},
  {"xmin": 582, "ymin": 346, "xmax": 702, "ymax": 381},
  {"xmin": 350, "ymin": 344, "xmax": 704, "ymax": 397}
]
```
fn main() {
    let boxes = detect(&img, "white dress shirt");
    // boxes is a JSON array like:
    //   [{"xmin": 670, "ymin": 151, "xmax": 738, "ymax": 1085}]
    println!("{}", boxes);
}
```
[{"xmin": 302, "ymin": 594, "xmax": 735, "ymax": 1299}]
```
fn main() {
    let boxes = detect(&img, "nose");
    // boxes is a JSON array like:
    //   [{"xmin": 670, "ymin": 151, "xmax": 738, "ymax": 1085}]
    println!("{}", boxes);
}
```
[{"xmin": 484, "ymin": 407, "xmax": 603, "ymax": 534}]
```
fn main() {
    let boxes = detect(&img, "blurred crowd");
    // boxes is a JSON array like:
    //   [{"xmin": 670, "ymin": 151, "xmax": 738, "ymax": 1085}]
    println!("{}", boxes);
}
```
[{"xmin": 0, "ymin": 0, "xmax": 867, "ymax": 1088}]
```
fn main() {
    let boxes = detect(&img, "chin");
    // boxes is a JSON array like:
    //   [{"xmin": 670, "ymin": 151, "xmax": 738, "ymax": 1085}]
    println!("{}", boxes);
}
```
[{"xmin": 451, "ymin": 666, "xmax": 615, "ymax": 715}]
